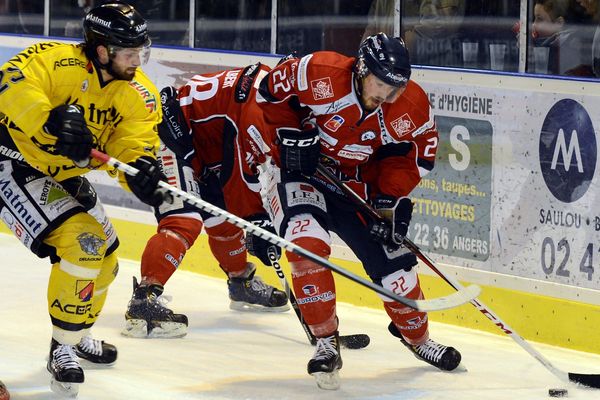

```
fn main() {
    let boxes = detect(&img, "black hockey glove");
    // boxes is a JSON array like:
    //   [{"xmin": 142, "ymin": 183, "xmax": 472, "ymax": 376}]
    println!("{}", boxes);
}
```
[
  {"xmin": 158, "ymin": 86, "xmax": 195, "ymax": 161},
  {"xmin": 126, "ymin": 156, "xmax": 169, "ymax": 207},
  {"xmin": 370, "ymin": 195, "xmax": 413, "ymax": 250},
  {"xmin": 245, "ymin": 213, "xmax": 281, "ymax": 266},
  {"xmin": 44, "ymin": 104, "xmax": 94, "ymax": 164},
  {"xmin": 277, "ymin": 124, "xmax": 320, "ymax": 176}
]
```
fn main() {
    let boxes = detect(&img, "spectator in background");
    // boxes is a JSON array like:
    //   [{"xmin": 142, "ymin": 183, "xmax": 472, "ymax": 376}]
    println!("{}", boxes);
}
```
[
  {"xmin": 362, "ymin": 0, "xmax": 397, "ymax": 39},
  {"xmin": 403, "ymin": 0, "xmax": 466, "ymax": 67},
  {"xmin": 574, "ymin": 0, "xmax": 600, "ymax": 76},
  {"xmin": 532, "ymin": 0, "xmax": 595, "ymax": 76}
]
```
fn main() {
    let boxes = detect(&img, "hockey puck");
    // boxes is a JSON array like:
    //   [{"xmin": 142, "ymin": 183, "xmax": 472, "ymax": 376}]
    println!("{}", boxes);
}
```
[
  {"xmin": 548, "ymin": 388, "xmax": 568, "ymax": 397},
  {"xmin": 339, "ymin": 334, "xmax": 370, "ymax": 349}
]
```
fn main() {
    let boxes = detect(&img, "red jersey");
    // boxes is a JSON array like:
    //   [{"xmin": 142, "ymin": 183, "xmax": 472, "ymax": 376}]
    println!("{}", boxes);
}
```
[
  {"xmin": 176, "ymin": 63, "xmax": 275, "ymax": 218},
  {"xmin": 258, "ymin": 51, "xmax": 438, "ymax": 199}
]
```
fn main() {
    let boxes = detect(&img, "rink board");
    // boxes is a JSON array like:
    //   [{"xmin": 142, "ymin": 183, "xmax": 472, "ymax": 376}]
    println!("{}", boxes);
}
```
[{"xmin": 1, "ymin": 35, "xmax": 599, "ymax": 355}]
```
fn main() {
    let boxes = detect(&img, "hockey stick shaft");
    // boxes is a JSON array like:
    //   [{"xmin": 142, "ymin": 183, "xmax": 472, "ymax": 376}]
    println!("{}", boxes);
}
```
[
  {"xmin": 90, "ymin": 149, "xmax": 471, "ymax": 312},
  {"xmin": 316, "ymin": 164, "xmax": 600, "ymax": 388},
  {"xmin": 267, "ymin": 248, "xmax": 315, "ymax": 344}
]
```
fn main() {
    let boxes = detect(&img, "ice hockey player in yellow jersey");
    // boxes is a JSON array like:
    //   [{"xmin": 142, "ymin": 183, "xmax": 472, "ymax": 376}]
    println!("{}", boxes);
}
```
[{"xmin": 0, "ymin": 2, "xmax": 166, "ymax": 397}]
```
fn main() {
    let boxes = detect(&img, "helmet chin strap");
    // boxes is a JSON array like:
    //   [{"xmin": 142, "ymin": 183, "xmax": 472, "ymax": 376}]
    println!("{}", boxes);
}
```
[{"xmin": 353, "ymin": 73, "xmax": 370, "ymax": 113}]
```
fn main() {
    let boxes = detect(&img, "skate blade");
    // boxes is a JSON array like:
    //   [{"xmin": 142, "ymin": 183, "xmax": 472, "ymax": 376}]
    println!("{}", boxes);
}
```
[
  {"xmin": 122, "ymin": 319, "xmax": 187, "ymax": 338},
  {"xmin": 311, "ymin": 370, "xmax": 340, "ymax": 390},
  {"xmin": 78, "ymin": 358, "xmax": 116, "ymax": 369},
  {"xmin": 50, "ymin": 378, "xmax": 79, "ymax": 398},
  {"xmin": 229, "ymin": 301, "xmax": 291, "ymax": 313}
]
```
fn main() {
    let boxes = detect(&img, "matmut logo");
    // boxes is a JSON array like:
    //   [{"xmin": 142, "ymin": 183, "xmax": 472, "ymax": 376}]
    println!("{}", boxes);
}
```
[
  {"xmin": 310, "ymin": 77, "xmax": 334, "ymax": 100},
  {"xmin": 391, "ymin": 113, "xmax": 416, "ymax": 137}
]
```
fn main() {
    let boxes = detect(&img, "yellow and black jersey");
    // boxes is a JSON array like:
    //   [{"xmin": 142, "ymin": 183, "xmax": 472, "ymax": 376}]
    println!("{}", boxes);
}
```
[{"xmin": 0, "ymin": 41, "xmax": 161, "ymax": 185}]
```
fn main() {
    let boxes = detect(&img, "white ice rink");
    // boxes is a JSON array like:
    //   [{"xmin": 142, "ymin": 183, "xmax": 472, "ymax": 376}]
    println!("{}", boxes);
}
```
[{"xmin": 1, "ymin": 233, "xmax": 599, "ymax": 400}]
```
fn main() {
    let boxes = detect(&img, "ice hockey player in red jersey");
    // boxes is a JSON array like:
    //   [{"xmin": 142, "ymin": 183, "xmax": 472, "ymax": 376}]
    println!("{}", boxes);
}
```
[
  {"xmin": 256, "ymin": 33, "xmax": 462, "ymax": 389},
  {"xmin": 123, "ymin": 63, "xmax": 290, "ymax": 338}
]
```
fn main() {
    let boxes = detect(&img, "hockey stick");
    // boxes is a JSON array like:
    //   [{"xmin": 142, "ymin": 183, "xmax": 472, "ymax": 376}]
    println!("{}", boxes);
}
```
[
  {"xmin": 316, "ymin": 164, "xmax": 600, "ymax": 388},
  {"xmin": 90, "ymin": 149, "xmax": 478, "ymax": 312},
  {"xmin": 267, "ymin": 248, "xmax": 370, "ymax": 349}
]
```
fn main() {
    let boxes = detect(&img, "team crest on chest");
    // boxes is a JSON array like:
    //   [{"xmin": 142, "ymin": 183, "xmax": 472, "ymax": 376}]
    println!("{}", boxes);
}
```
[
  {"xmin": 310, "ymin": 77, "xmax": 334, "ymax": 100},
  {"xmin": 81, "ymin": 79, "xmax": 89, "ymax": 92},
  {"xmin": 391, "ymin": 113, "xmax": 416, "ymax": 137},
  {"xmin": 324, "ymin": 115, "xmax": 344, "ymax": 132}
]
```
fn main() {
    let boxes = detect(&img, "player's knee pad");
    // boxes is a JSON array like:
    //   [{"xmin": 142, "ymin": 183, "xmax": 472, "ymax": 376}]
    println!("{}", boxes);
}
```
[
  {"xmin": 379, "ymin": 268, "xmax": 420, "ymax": 301},
  {"xmin": 157, "ymin": 214, "xmax": 203, "ymax": 248},
  {"xmin": 45, "ymin": 212, "xmax": 107, "ymax": 270},
  {"xmin": 380, "ymin": 269, "xmax": 429, "ymax": 344},
  {"xmin": 205, "ymin": 220, "xmax": 247, "ymax": 273},
  {"xmin": 284, "ymin": 213, "xmax": 331, "ymax": 262},
  {"xmin": 139, "ymin": 214, "xmax": 204, "ymax": 284}
]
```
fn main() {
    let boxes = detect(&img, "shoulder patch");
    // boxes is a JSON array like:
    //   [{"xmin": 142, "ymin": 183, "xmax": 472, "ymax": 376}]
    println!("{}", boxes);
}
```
[
  {"xmin": 129, "ymin": 80, "xmax": 157, "ymax": 113},
  {"xmin": 310, "ymin": 77, "xmax": 334, "ymax": 100},
  {"xmin": 391, "ymin": 113, "xmax": 416, "ymax": 137}
]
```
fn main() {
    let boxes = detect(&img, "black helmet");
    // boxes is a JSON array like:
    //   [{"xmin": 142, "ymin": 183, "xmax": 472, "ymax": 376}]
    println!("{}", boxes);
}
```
[
  {"xmin": 83, "ymin": 2, "xmax": 149, "ymax": 49},
  {"xmin": 356, "ymin": 33, "xmax": 411, "ymax": 87}
]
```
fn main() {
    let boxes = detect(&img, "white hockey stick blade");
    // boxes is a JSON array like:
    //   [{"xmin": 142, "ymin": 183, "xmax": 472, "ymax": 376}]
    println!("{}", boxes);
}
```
[
  {"xmin": 90, "ymin": 150, "xmax": 479, "ymax": 312},
  {"xmin": 410, "ymin": 284, "xmax": 481, "ymax": 312}
]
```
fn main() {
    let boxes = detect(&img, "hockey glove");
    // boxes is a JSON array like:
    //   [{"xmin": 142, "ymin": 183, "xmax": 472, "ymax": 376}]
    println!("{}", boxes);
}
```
[
  {"xmin": 370, "ymin": 195, "xmax": 413, "ymax": 250},
  {"xmin": 277, "ymin": 124, "xmax": 320, "ymax": 176},
  {"xmin": 126, "ymin": 156, "xmax": 169, "ymax": 207},
  {"xmin": 44, "ymin": 104, "xmax": 94, "ymax": 164},
  {"xmin": 245, "ymin": 213, "xmax": 281, "ymax": 266},
  {"xmin": 158, "ymin": 86, "xmax": 195, "ymax": 161}
]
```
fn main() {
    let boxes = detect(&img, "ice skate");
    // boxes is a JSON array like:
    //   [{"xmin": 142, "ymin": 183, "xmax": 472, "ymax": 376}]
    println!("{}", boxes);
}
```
[
  {"xmin": 228, "ymin": 263, "xmax": 290, "ymax": 312},
  {"xmin": 388, "ymin": 322, "xmax": 461, "ymax": 371},
  {"xmin": 307, "ymin": 332, "xmax": 343, "ymax": 390},
  {"xmin": 75, "ymin": 334, "xmax": 117, "ymax": 368},
  {"xmin": 123, "ymin": 277, "xmax": 188, "ymax": 338},
  {"xmin": 47, "ymin": 339, "xmax": 84, "ymax": 398}
]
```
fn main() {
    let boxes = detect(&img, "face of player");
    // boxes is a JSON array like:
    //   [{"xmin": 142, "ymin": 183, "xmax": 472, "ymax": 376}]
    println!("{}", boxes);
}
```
[
  {"xmin": 107, "ymin": 46, "xmax": 147, "ymax": 81},
  {"xmin": 97, "ymin": 43, "xmax": 150, "ymax": 81},
  {"xmin": 360, "ymin": 73, "xmax": 406, "ymax": 112}
]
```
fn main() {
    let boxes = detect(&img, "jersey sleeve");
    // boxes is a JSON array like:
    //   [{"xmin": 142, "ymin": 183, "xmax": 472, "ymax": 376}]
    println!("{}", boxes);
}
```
[
  {"xmin": 369, "ymin": 83, "xmax": 439, "ymax": 197},
  {"xmin": 106, "ymin": 74, "xmax": 162, "ymax": 189},
  {"xmin": 0, "ymin": 42, "xmax": 61, "ymax": 136},
  {"xmin": 257, "ymin": 52, "xmax": 350, "ymax": 131}
]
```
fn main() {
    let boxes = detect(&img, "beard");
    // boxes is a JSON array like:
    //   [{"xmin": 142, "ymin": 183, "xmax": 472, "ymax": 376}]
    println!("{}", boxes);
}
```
[
  {"xmin": 361, "ymin": 96, "xmax": 384, "ymax": 112},
  {"xmin": 108, "ymin": 63, "xmax": 137, "ymax": 81}
]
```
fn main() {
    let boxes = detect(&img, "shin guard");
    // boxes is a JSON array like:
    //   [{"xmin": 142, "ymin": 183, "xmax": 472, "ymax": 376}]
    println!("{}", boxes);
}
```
[
  {"xmin": 205, "ymin": 222, "xmax": 247, "ymax": 276},
  {"xmin": 141, "ymin": 216, "xmax": 202, "ymax": 285},
  {"xmin": 382, "ymin": 271, "xmax": 429, "ymax": 345}
]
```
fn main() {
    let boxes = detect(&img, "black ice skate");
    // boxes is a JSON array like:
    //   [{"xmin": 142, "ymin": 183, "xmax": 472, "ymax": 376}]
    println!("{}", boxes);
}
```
[
  {"xmin": 388, "ymin": 322, "xmax": 461, "ymax": 371},
  {"xmin": 123, "ymin": 277, "xmax": 188, "ymax": 338},
  {"xmin": 307, "ymin": 332, "xmax": 343, "ymax": 390},
  {"xmin": 75, "ymin": 334, "xmax": 117, "ymax": 368},
  {"xmin": 227, "ymin": 263, "xmax": 290, "ymax": 312},
  {"xmin": 47, "ymin": 339, "xmax": 84, "ymax": 397}
]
